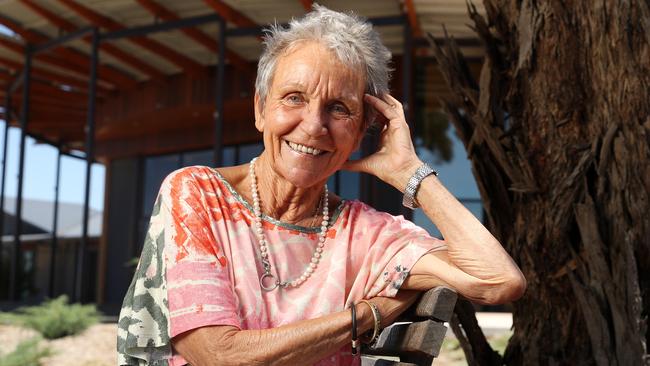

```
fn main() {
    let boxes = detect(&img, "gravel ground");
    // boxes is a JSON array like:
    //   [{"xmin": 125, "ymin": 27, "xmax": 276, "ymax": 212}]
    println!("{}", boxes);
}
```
[{"xmin": 0, "ymin": 323, "xmax": 116, "ymax": 366}]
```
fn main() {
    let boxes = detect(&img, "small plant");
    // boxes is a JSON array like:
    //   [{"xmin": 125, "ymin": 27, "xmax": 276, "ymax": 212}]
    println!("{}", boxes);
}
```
[
  {"xmin": 0, "ymin": 337, "xmax": 53, "ymax": 366},
  {"xmin": 3, "ymin": 295, "xmax": 101, "ymax": 339}
]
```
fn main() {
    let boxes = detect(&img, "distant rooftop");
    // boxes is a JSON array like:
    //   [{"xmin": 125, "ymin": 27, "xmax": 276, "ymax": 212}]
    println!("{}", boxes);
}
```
[{"xmin": 1, "ymin": 197, "xmax": 101, "ymax": 240}]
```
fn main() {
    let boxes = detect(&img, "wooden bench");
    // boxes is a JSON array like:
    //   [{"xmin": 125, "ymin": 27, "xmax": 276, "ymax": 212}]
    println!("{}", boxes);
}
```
[{"xmin": 361, "ymin": 287, "xmax": 458, "ymax": 366}]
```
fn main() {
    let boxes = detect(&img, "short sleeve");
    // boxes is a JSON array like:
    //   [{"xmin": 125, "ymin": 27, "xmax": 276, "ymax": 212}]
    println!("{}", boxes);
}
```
[
  {"xmin": 161, "ymin": 169, "xmax": 241, "ymax": 339},
  {"xmin": 117, "ymin": 167, "xmax": 241, "ymax": 366},
  {"xmin": 346, "ymin": 202, "xmax": 447, "ymax": 301}
]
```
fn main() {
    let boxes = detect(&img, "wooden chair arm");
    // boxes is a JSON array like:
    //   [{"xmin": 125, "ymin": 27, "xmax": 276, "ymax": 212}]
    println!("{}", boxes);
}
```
[{"xmin": 361, "ymin": 287, "xmax": 458, "ymax": 366}]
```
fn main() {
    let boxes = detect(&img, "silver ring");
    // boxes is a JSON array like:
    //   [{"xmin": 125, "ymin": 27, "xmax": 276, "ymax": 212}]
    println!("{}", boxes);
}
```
[{"xmin": 260, "ymin": 273, "xmax": 279, "ymax": 291}]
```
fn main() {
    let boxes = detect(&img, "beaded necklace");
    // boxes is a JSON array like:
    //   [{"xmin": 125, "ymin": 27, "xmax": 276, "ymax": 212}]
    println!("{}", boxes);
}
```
[{"xmin": 249, "ymin": 157, "xmax": 329, "ymax": 291}]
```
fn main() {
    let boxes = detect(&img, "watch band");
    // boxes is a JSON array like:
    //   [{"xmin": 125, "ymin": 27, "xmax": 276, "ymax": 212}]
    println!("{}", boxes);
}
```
[{"xmin": 402, "ymin": 163, "xmax": 437, "ymax": 209}]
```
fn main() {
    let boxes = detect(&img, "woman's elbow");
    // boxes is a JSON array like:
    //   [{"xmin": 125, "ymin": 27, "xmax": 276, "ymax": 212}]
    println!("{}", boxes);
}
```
[{"xmin": 486, "ymin": 271, "xmax": 527, "ymax": 304}]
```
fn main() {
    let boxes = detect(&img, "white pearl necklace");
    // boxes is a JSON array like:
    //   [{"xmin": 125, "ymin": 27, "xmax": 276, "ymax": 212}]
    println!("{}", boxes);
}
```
[{"xmin": 249, "ymin": 157, "xmax": 329, "ymax": 291}]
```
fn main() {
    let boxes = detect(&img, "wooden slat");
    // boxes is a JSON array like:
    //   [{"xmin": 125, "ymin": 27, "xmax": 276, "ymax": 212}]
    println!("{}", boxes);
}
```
[
  {"xmin": 0, "ymin": 13, "xmax": 136, "ymax": 89},
  {"xmin": 95, "ymin": 111, "xmax": 260, "ymax": 159},
  {"xmin": 20, "ymin": 0, "xmax": 167, "ymax": 81},
  {"xmin": 365, "ymin": 320, "xmax": 448, "ymax": 359},
  {"xmin": 135, "ymin": 0, "xmax": 254, "ymax": 78},
  {"xmin": 96, "ymin": 99, "xmax": 253, "ymax": 140},
  {"xmin": 414, "ymin": 286, "xmax": 457, "ymax": 322},
  {"xmin": 57, "ymin": 0, "xmax": 204, "ymax": 76},
  {"xmin": 3, "ymin": 92, "xmax": 85, "ymax": 110}
]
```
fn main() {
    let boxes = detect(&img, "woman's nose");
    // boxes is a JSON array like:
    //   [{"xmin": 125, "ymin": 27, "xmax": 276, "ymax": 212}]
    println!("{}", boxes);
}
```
[{"xmin": 301, "ymin": 105, "xmax": 328, "ymax": 136}]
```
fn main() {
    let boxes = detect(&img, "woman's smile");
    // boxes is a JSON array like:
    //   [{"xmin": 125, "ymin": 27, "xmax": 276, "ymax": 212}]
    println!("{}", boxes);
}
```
[
  {"xmin": 284, "ymin": 140, "xmax": 327, "ymax": 156},
  {"xmin": 254, "ymin": 41, "xmax": 365, "ymax": 188}
]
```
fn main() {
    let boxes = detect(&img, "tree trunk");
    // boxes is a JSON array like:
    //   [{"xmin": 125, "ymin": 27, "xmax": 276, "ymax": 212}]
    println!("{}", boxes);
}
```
[{"xmin": 430, "ymin": 1, "xmax": 650, "ymax": 364}]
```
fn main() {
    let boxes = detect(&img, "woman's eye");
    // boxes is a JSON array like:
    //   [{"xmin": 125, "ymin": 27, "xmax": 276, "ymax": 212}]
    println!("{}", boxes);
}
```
[
  {"xmin": 285, "ymin": 94, "xmax": 304, "ymax": 104},
  {"xmin": 329, "ymin": 103, "xmax": 350, "ymax": 116}
]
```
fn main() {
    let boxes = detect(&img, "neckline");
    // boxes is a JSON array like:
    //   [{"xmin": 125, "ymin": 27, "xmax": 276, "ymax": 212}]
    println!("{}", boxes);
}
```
[{"xmin": 211, "ymin": 168, "xmax": 347, "ymax": 234}]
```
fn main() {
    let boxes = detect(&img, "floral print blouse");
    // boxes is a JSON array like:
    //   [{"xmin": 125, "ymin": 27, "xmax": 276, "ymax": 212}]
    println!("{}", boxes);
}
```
[{"xmin": 117, "ymin": 166, "xmax": 446, "ymax": 365}]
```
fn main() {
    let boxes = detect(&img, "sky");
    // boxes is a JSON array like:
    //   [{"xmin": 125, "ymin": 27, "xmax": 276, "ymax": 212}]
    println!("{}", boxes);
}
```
[{"xmin": 0, "ymin": 122, "xmax": 105, "ymax": 211}]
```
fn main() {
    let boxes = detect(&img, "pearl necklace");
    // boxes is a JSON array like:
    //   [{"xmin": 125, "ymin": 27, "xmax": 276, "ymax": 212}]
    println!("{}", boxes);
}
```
[{"xmin": 249, "ymin": 157, "xmax": 329, "ymax": 291}]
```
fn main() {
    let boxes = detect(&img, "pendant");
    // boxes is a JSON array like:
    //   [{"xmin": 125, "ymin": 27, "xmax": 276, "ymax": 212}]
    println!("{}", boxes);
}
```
[{"xmin": 260, "ymin": 272, "xmax": 279, "ymax": 291}]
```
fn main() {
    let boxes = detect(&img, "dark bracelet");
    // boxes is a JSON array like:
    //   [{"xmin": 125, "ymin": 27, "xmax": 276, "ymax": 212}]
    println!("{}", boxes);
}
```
[{"xmin": 351, "ymin": 303, "xmax": 359, "ymax": 355}]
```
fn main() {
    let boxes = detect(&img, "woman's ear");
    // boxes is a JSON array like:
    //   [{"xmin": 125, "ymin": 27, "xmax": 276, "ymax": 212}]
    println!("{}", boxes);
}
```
[{"xmin": 254, "ymin": 93, "xmax": 264, "ymax": 132}]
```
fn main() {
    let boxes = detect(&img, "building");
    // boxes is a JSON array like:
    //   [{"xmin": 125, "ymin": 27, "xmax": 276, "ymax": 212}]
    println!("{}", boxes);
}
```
[
  {"xmin": 0, "ymin": 0, "xmax": 484, "ymax": 312},
  {"xmin": 0, "ymin": 197, "xmax": 102, "ymax": 303}
]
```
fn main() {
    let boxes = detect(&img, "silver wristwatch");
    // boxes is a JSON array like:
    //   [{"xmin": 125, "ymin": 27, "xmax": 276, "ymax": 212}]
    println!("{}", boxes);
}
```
[{"xmin": 402, "ymin": 163, "xmax": 438, "ymax": 209}]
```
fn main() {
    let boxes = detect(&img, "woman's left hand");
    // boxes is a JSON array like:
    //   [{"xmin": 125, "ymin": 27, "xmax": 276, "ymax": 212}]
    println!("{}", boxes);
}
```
[{"xmin": 343, "ymin": 93, "xmax": 423, "ymax": 192}]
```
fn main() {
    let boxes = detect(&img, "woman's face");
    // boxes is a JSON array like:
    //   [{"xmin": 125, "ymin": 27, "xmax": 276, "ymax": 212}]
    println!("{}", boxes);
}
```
[{"xmin": 255, "ymin": 41, "xmax": 366, "ymax": 188}]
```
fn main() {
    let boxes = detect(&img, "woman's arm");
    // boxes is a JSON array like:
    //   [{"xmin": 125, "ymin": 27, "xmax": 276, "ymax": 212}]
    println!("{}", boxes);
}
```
[
  {"xmin": 173, "ymin": 291, "xmax": 420, "ymax": 366},
  {"xmin": 399, "ymin": 174, "xmax": 526, "ymax": 304},
  {"xmin": 344, "ymin": 94, "xmax": 526, "ymax": 305}
]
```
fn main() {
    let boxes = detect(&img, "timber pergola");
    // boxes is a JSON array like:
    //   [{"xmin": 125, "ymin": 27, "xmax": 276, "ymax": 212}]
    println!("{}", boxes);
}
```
[{"xmin": 0, "ymin": 0, "xmax": 484, "ymax": 303}]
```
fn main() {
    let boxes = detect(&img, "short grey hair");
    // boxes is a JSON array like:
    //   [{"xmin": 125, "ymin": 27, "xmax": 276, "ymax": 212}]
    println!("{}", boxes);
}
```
[{"xmin": 255, "ymin": 5, "xmax": 392, "ymax": 128}]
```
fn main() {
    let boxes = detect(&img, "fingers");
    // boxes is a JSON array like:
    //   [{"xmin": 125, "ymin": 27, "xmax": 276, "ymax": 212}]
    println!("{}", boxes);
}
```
[
  {"xmin": 365, "ymin": 94, "xmax": 404, "ymax": 117},
  {"xmin": 365, "ymin": 94, "xmax": 405, "ymax": 129}
]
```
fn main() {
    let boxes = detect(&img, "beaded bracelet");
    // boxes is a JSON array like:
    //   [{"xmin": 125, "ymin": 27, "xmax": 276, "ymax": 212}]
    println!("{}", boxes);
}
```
[
  {"xmin": 350, "ymin": 303, "xmax": 359, "ymax": 355},
  {"xmin": 358, "ymin": 300, "xmax": 381, "ymax": 345}
]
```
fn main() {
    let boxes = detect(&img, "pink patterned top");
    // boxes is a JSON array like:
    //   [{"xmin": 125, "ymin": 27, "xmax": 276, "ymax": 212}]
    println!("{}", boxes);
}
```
[{"xmin": 117, "ymin": 166, "xmax": 446, "ymax": 366}]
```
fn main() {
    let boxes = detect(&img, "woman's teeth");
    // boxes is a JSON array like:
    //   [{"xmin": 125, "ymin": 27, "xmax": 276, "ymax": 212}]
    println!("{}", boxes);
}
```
[{"xmin": 287, "ymin": 141, "xmax": 323, "ymax": 155}]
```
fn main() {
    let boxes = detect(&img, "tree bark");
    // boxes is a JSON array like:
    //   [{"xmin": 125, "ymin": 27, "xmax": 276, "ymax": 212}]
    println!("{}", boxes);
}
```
[{"xmin": 430, "ymin": 1, "xmax": 650, "ymax": 364}]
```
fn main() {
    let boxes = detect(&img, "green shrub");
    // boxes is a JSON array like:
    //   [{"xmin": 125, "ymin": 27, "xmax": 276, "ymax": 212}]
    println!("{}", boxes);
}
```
[
  {"xmin": 0, "ymin": 337, "xmax": 53, "ymax": 366},
  {"xmin": 3, "ymin": 295, "xmax": 101, "ymax": 339}
]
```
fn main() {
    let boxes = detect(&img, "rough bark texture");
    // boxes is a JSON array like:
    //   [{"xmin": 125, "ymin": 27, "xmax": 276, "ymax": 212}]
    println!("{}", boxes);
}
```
[{"xmin": 430, "ymin": 0, "xmax": 650, "ymax": 364}]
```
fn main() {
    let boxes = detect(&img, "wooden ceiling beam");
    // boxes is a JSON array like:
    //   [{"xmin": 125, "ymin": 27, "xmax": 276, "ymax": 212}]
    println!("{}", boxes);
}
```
[
  {"xmin": 299, "ymin": 0, "xmax": 313, "ymax": 12},
  {"xmin": 135, "ymin": 0, "xmax": 255, "ymax": 78},
  {"xmin": 96, "ymin": 99, "xmax": 253, "ymax": 141},
  {"xmin": 56, "ymin": 0, "xmax": 205, "ymax": 76},
  {"xmin": 403, "ymin": 0, "xmax": 423, "ymax": 38},
  {"xmin": 2, "ymin": 91, "xmax": 86, "ymax": 110},
  {"xmin": 203, "ymin": 0, "xmax": 258, "ymax": 28},
  {"xmin": 0, "ymin": 36, "xmax": 93, "ymax": 80},
  {"xmin": 0, "ymin": 55, "xmax": 110, "ymax": 95},
  {"xmin": 19, "ymin": 0, "xmax": 167, "ymax": 82},
  {"xmin": 0, "ymin": 70, "xmax": 91, "ymax": 104},
  {"xmin": 25, "ymin": 124, "xmax": 84, "ymax": 141},
  {"xmin": 0, "ymin": 14, "xmax": 137, "ymax": 89}
]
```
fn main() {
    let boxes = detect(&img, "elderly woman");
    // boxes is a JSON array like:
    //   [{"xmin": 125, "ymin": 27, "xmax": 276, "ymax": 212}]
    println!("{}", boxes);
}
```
[{"xmin": 117, "ymin": 5, "xmax": 525, "ymax": 366}]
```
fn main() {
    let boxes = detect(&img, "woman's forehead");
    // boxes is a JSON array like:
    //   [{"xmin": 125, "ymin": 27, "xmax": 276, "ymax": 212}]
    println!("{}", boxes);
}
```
[{"xmin": 271, "ymin": 44, "xmax": 365, "ymax": 97}]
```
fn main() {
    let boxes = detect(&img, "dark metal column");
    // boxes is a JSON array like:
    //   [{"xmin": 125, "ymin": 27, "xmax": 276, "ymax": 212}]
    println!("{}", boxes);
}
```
[
  {"xmin": 0, "ymin": 89, "xmax": 11, "ymax": 299},
  {"xmin": 401, "ymin": 20, "xmax": 414, "ymax": 219},
  {"xmin": 75, "ymin": 28, "xmax": 99, "ymax": 302},
  {"xmin": 213, "ymin": 16, "xmax": 226, "ymax": 167},
  {"xmin": 10, "ymin": 47, "xmax": 32, "ymax": 301},
  {"xmin": 48, "ymin": 150, "xmax": 62, "ymax": 298},
  {"xmin": 402, "ymin": 20, "xmax": 413, "ymax": 122}
]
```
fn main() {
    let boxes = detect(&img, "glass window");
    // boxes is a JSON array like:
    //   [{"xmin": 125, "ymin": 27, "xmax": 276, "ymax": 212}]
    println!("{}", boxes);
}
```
[
  {"xmin": 142, "ymin": 154, "xmax": 181, "ymax": 217},
  {"xmin": 237, "ymin": 143, "xmax": 264, "ymax": 164},
  {"xmin": 338, "ymin": 150, "xmax": 361, "ymax": 200},
  {"xmin": 222, "ymin": 147, "xmax": 236, "ymax": 167},
  {"xmin": 182, "ymin": 149, "xmax": 212, "ymax": 167}
]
